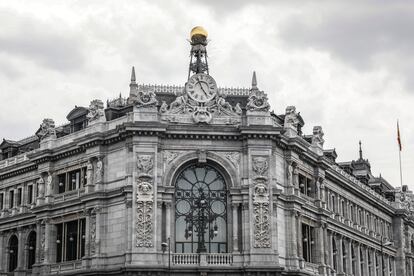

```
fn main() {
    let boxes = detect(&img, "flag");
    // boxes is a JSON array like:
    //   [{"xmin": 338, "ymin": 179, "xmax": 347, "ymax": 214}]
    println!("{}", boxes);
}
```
[{"xmin": 397, "ymin": 120, "xmax": 402, "ymax": 151}]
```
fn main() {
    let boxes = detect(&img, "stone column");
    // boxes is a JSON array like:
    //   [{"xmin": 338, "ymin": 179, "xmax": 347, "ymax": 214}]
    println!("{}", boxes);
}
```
[
  {"xmin": 355, "ymin": 242, "xmax": 361, "ymax": 276},
  {"xmin": 232, "ymin": 203, "xmax": 239, "ymax": 252},
  {"xmin": 363, "ymin": 246, "xmax": 369, "ymax": 276},
  {"xmin": 45, "ymin": 172, "xmax": 54, "ymax": 204},
  {"xmin": 95, "ymin": 208, "xmax": 102, "ymax": 255},
  {"xmin": 337, "ymin": 235, "xmax": 344, "ymax": 273},
  {"xmin": 372, "ymin": 249, "xmax": 377, "ymax": 276},
  {"xmin": 165, "ymin": 202, "xmax": 172, "ymax": 241},
  {"xmin": 43, "ymin": 220, "xmax": 51, "ymax": 264},
  {"xmin": 325, "ymin": 229, "xmax": 332, "ymax": 274},
  {"xmin": 297, "ymin": 213, "xmax": 304, "ymax": 268},
  {"xmin": 35, "ymin": 221, "xmax": 41, "ymax": 264},
  {"xmin": 0, "ymin": 231, "xmax": 4, "ymax": 272},
  {"xmin": 17, "ymin": 228, "xmax": 25, "ymax": 269},
  {"xmin": 125, "ymin": 201, "xmax": 132, "ymax": 263},
  {"xmin": 348, "ymin": 239, "xmax": 353, "ymax": 275},
  {"xmin": 384, "ymin": 255, "xmax": 390, "ymax": 276},
  {"xmin": 316, "ymin": 223, "xmax": 326, "ymax": 275}
]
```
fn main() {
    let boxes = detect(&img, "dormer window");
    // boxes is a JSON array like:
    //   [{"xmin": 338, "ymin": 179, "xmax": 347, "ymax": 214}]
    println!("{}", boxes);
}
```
[{"xmin": 66, "ymin": 106, "xmax": 89, "ymax": 133}]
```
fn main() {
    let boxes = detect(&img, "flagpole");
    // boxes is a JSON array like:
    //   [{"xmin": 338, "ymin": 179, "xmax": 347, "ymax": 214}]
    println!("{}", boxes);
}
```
[
  {"xmin": 397, "ymin": 120, "xmax": 403, "ymax": 188},
  {"xmin": 399, "ymin": 147, "xmax": 403, "ymax": 188}
]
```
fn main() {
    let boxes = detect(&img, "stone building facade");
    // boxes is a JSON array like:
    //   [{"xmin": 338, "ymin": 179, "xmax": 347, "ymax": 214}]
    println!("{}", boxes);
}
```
[{"xmin": 1, "ymin": 27, "xmax": 414, "ymax": 276}]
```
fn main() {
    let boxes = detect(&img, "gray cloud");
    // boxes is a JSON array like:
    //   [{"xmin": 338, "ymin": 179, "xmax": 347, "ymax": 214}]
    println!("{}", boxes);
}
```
[
  {"xmin": 0, "ymin": 10, "xmax": 86, "ymax": 72},
  {"xmin": 279, "ymin": 2, "xmax": 414, "ymax": 88}
]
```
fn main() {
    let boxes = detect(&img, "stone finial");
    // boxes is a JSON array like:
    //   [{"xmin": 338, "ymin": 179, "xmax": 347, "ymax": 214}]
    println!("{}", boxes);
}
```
[
  {"xmin": 359, "ymin": 140, "xmax": 363, "ymax": 160},
  {"xmin": 246, "ymin": 71, "xmax": 270, "ymax": 112},
  {"xmin": 252, "ymin": 71, "xmax": 257, "ymax": 89},
  {"xmin": 131, "ymin": 66, "xmax": 136, "ymax": 83}
]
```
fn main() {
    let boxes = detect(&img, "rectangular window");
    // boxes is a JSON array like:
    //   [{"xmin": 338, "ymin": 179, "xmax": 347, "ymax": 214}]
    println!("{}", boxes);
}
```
[
  {"xmin": 56, "ymin": 218, "xmax": 86, "ymax": 263},
  {"xmin": 302, "ymin": 223, "xmax": 315, "ymax": 263},
  {"xmin": 68, "ymin": 170, "xmax": 81, "ymax": 191},
  {"xmin": 0, "ymin": 193, "xmax": 3, "ymax": 209},
  {"xmin": 17, "ymin": 188, "xmax": 22, "ymax": 206},
  {"xmin": 28, "ymin": 185, "xmax": 33, "ymax": 204},
  {"xmin": 299, "ymin": 174, "xmax": 314, "ymax": 197},
  {"xmin": 58, "ymin": 173, "xmax": 66, "ymax": 194},
  {"xmin": 58, "ymin": 167, "xmax": 86, "ymax": 194},
  {"xmin": 9, "ymin": 190, "xmax": 14, "ymax": 208}
]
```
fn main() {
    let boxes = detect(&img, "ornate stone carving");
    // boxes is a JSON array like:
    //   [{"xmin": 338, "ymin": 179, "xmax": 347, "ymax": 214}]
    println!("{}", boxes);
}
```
[
  {"xmin": 160, "ymin": 84, "xmax": 241, "ymax": 125},
  {"xmin": 286, "ymin": 161, "xmax": 298, "ymax": 187},
  {"xmin": 160, "ymin": 101, "xmax": 169, "ymax": 113},
  {"xmin": 37, "ymin": 177, "xmax": 45, "ymax": 198},
  {"xmin": 137, "ymin": 155, "xmax": 153, "ymax": 176},
  {"xmin": 86, "ymin": 161, "xmax": 93, "ymax": 185},
  {"xmin": 37, "ymin": 118, "xmax": 56, "ymax": 140},
  {"xmin": 251, "ymin": 156, "xmax": 271, "ymax": 248},
  {"xmin": 95, "ymin": 157, "xmax": 104, "ymax": 183},
  {"xmin": 90, "ymin": 212, "xmax": 97, "ymax": 255},
  {"xmin": 252, "ymin": 156, "xmax": 269, "ymax": 176},
  {"xmin": 136, "ymin": 154, "xmax": 154, "ymax": 247},
  {"xmin": 46, "ymin": 173, "xmax": 53, "ymax": 196},
  {"xmin": 40, "ymin": 221, "xmax": 46, "ymax": 261},
  {"xmin": 246, "ymin": 72, "xmax": 270, "ymax": 112},
  {"xmin": 221, "ymin": 152, "xmax": 240, "ymax": 169},
  {"xmin": 87, "ymin": 99, "xmax": 105, "ymax": 124},
  {"xmin": 130, "ymin": 85, "xmax": 158, "ymax": 107},
  {"xmin": 234, "ymin": 103, "xmax": 242, "ymax": 115},
  {"xmin": 246, "ymin": 90, "xmax": 270, "ymax": 112},
  {"xmin": 311, "ymin": 126, "xmax": 325, "ymax": 148},
  {"xmin": 164, "ymin": 151, "xmax": 182, "ymax": 164},
  {"xmin": 253, "ymin": 179, "xmax": 271, "ymax": 248},
  {"xmin": 284, "ymin": 106, "xmax": 300, "ymax": 129}
]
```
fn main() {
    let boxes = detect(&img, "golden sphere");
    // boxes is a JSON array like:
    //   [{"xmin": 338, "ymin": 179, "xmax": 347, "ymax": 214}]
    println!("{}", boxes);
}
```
[{"xmin": 190, "ymin": 26, "xmax": 208, "ymax": 40}]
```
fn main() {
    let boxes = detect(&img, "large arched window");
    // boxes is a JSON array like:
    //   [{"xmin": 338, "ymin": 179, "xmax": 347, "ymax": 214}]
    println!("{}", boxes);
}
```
[
  {"xmin": 8, "ymin": 235, "xmax": 18, "ymax": 272},
  {"xmin": 175, "ymin": 164, "xmax": 227, "ymax": 253},
  {"xmin": 27, "ymin": 231, "xmax": 36, "ymax": 269}
]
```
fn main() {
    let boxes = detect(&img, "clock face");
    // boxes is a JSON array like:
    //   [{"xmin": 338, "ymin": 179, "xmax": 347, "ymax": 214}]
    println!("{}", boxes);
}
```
[{"xmin": 186, "ymin": 73, "xmax": 217, "ymax": 103}]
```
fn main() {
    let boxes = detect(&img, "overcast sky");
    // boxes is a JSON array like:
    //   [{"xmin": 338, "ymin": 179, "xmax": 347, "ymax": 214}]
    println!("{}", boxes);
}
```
[{"xmin": 0, "ymin": 0, "xmax": 412, "ymax": 190}]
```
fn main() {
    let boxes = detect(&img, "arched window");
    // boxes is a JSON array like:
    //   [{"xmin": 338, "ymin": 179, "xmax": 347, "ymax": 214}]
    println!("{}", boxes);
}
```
[
  {"xmin": 27, "ymin": 231, "xmax": 36, "ymax": 269},
  {"xmin": 175, "ymin": 164, "xmax": 227, "ymax": 253},
  {"xmin": 8, "ymin": 234, "xmax": 18, "ymax": 272}
]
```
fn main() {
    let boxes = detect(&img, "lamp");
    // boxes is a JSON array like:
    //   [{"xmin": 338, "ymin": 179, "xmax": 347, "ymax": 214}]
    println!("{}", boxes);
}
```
[{"xmin": 56, "ymin": 239, "xmax": 61, "ymax": 244}]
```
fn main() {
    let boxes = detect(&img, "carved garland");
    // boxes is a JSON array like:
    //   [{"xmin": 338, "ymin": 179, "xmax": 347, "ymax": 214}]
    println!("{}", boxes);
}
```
[
  {"xmin": 135, "ymin": 154, "xmax": 154, "ymax": 247},
  {"xmin": 252, "ymin": 156, "xmax": 271, "ymax": 248}
]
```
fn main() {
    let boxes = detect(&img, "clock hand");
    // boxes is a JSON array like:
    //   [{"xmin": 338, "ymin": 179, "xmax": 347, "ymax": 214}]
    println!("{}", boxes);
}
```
[{"xmin": 199, "ymin": 83, "xmax": 208, "ymax": 96}]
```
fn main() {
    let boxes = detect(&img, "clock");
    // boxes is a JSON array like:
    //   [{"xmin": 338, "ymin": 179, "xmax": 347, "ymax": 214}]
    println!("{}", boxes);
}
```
[{"xmin": 186, "ymin": 73, "xmax": 217, "ymax": 103}]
